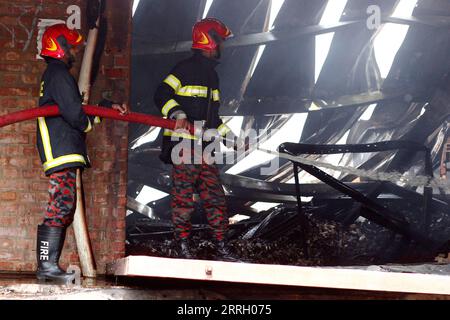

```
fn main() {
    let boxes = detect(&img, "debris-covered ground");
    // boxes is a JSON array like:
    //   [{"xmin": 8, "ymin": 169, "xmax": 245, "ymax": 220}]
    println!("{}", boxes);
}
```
[{"xmin": 126, "ymin": 203, "xmax": 450, "ymax": 266}]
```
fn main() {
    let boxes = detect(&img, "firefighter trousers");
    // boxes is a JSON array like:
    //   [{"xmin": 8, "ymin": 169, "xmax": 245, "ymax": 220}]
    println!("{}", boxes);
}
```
[
  {"xmin": 171, "ymin": 163, "xmax": 227, "ymax": 241},
  {"xmin": 43, "ymin": 168, "xmax": 77, "ymax": 228}
]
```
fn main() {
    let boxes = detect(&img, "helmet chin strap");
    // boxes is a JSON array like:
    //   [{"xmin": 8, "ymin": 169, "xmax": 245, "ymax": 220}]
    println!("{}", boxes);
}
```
[
  {"xmin": 213, "ymin": 48, "xmax": 221, "ymax": 60},
  {"xmin": 66, "ymin": 53, "xmax": 76, "ymax": 68},
  {"xmin": 56, "ymin": 35, "xmax": 76, "ymax": 66},
  {"xmin": 208, "ymin": 29, "xmax": 224, "ymax": 59},
  {"xmin": 201, "ymin": 48, "xmax": 220, "ymax": 60}
]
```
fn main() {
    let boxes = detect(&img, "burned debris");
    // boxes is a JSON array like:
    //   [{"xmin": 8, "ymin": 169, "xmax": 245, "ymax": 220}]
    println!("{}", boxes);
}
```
[
  {"xmin": 127, "ymin": 193, "xmax": 450, "ymax": 266},
  {"xmin": 127, "ymin": 0, "xmax": 450, "ymax": 269}
]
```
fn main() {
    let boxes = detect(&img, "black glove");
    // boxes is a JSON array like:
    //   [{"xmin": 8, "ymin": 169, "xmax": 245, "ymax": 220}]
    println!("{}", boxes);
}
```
[
  {"xmin": 98, "ymin": 99, "xmax": 115, "ymax": 108},
  {"xmin": 233, "ymin": 136, "xmax": 250, "ymax": 152}
]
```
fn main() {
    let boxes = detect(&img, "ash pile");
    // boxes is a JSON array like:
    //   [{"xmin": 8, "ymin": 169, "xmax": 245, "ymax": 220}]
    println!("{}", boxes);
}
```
[{"xmin": 126, "ymin": 202, "xmax": 450, "ymax": 266}]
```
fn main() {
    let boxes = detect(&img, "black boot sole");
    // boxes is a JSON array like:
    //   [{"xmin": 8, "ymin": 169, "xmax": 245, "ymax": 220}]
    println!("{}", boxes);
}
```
[{"xmin": 36, "ymin": 273, "xmax": 76, "ymax": 285}]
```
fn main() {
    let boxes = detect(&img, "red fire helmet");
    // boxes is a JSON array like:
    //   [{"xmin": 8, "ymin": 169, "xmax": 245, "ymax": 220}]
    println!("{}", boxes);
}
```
[
  {"xmin": 192, "ymin": 18, "xmax": 232, "ymax": 52},
  {"xmin": 40, "ymin": 23, "xmax": 83, "ymax": 59}
]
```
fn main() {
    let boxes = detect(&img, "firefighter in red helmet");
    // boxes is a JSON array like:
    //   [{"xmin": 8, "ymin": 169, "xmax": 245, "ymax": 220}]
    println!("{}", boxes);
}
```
[
  {"xmin": 154, "ymin": 18, "xmax": 242, "ymax": 261},
  {"xmin": 36, "ymin": 23, "xmax": 128, "ymax": 283},
  {"xmin": 191, "ymin": 17, "xmax": 232, "ymax": 56}
]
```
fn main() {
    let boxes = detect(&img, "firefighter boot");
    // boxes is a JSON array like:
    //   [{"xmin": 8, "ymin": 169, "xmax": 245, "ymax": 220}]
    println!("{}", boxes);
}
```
[
  {"xmin": 36, "ymin": 224, "xmax": 76, "ymax": 284},
  {"xmin": 179, "ymin": 239, "xmax": 194, "ymax": 259},
  {"xmin": 214, "ymin": 240, "xmax": 240, "ymax": 262}
]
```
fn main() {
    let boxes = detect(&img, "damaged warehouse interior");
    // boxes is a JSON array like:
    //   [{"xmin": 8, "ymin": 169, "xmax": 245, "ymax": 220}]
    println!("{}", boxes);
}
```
[
  {"xmin": 128, "ymin": 0, "xmax": 450, "ymax": 270},
  {"xmin": 0, "ymin": 0, "xmax": 450, "ymax": 301}
]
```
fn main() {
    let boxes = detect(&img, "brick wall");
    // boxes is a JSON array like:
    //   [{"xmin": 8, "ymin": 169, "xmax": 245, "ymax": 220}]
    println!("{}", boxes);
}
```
[{"xmin": 0, "ymin": 0, "xmax": 131, "ymax": 274}]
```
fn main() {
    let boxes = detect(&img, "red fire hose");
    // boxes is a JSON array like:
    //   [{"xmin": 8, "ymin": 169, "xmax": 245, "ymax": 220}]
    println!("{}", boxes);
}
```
[{"xmin": 0, "ymin": 105, "xmax": 196, "ymax": 135}]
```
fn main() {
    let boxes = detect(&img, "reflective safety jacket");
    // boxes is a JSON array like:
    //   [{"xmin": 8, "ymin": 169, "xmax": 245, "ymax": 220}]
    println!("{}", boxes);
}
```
[
  {"xmin": 154, "ymin": 52, "xmax": 231, "ymax": 163},
  {"xmin": 37, "ymin": 58, "xmax": 100, "ymax": 176}
]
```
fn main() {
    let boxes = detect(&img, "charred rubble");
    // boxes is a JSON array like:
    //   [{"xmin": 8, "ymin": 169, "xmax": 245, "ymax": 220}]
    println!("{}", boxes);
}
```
[
  {"xmin": 128, "ymin": 0, "xmax": 450, "ymax": 267},
  {"xmin": 126, "ymin": 199, "xmax": 450, "ymax": 266}
]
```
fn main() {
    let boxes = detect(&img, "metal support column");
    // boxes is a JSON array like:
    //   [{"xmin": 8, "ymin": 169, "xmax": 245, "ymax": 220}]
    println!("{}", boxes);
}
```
[{"xmin": 293, "ymin": 162, "xmax": 309, "ymax": 259}]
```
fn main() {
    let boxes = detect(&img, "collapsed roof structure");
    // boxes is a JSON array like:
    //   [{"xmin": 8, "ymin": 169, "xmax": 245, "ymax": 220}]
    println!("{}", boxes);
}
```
[{"xmin": 127, "ymin": 0, "xmax": 450, "ymax": 265}]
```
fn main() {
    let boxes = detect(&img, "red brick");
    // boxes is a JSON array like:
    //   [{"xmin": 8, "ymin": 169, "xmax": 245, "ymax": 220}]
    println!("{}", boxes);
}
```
[
  {"xmin": 6, "ymin": 168, "xmax": 19, "ymax": 178},
  {"xmin": 30, "ymin": 87, "xmax": 41, "ymax": 97},
  {"xmin": 9, "ymin": 158, "xmax": 28, "ymax": 167},
  {"xmin": 1, "ymin": 73, "xmax": 19, "ymax": 84},
  {"xmin": 0, "ymin": 262, "xmax": 16, "ymax": 270},
  {"xmin": 115, "ymin": 220, "xmax": 126, "ymax": 229},
  {"xmin": 20, "ymin": 193, "xmax": 36, "ymax": 203},
  {"xmin": 20, "ymin": 52, "xmax": 40, "ymax": 62},
  {"xmin": 22, "ymin": 147, "xmax": 35, "ymax": 156},
  {"xmin": 22, "ymin": 169, "xmax": 38, "ymax": 179},
  {"xmin": 111, "ymin": 241, "xmax": 124, "ymax": 252},
  {"xmin": 0, "ymin": 158, "xmax": 9, "ymax": 167},
  {"xmin": 0, "ymin": 98, "xmax": 18, "ymax": 108},
  {"xmin": 104, "ymin": 68, "xmax": 128, "ymax": 79},
  {"xmin": 103, "ymin": 160, "xmax": 116, "ymax": 172},
  {"xmin": 0, "ymin": 63, "xmax": 26, "ymax": 72},
  {"xmin": 31, "ymin": 181, "xmax": 48, "ymax": 191},
  {"xmin": 20, "ymin": 122, "xmax": 36, "ymax": 132},
  {"xmin": 0, "ymin": 145, "xmax": 22, "ymax": 156},
  {"xmin": 0, "ymin": 227, "xmax": 27, "ymax": 238},
  {"xmin": 93, "ymin": 193, "xmax": 108, "ymax": 204},
  {"xmin": 0, "ymin": 87, "xmax": 29, "ymax": 96},
  {"xmin": 41, "ymin": 5, "xmax": 72, "ymax": 17},
  {"xmin": 0, "ymin": 238, "xmax": 14, "ymax": 249},
  {"xmin": 0, "ymin": 192, "xmax": 16, "ymax": 201},
  {"xmin": 18, "ymin": 98, "xmax": 39, "ymax": 108},
  {"xmin": 114, "ymin": 56, "xmax": 129, "ymax": 67},
  {"xmin": 31, "ymin": 64, "xmax": 46, "ymax": 74},
  {"xmin": 0, "ymin": 6, "xmax": 22, "ymax": 16},
  {"xmin": 35, "ymin": 192, "xmax": 49, "ymax": 202},
  {"xmin": 117, "ymin": 196, "xmax": 127, "ymax": 207},
  {"xmin": 0, "ymin": 16, "xmax": 17, "ymax": 26},
  {"xmin": 5, "ymin": 51, "xmax": 20, "ymax": 61},
  {"xmin": 0, "ymin": 179, "xmax": 27, "ymax": 190},
  {"xmin": 0, "ymin": 133, "xmax": 29, "ymax": 144},
  {"xmin": 32, "ymin": 159, "xmax": 43, "ymax": 167},
  {"xmin": 96, "ymin": 150, "xmax": 115, "ymax": 160},
  {"xmin": 0, "ymin": 217, "xmax": 16, "ymax": 225},
  {"xmin": 20, "ymin": 74, "xmax": 38, "ymax": 85}
]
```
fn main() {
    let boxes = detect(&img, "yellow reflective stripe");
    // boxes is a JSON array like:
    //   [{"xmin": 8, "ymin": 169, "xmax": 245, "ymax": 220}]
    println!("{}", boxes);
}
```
[
  {"xmin": 84, "ymin": 118, "xmax": 93, "ymax": 133},
  {"xmin": 163, "ymin": 129, "xmax": 198, "ymax": 140},
  {"xmin": 38, "ymin": 117, "xmax": 53, "ymax": 161},
  {"xmin": 177, "ymin": 85, "xmax": 208, "ymax": 97},
  {"xmin": 175, "ymin": 87, "xmax": 220, "ymax": 100},
  {"xmin": 162, "ymin": 99, "xmax": 180, "ymax": 117},
  {"xmin": 94, "ymin": 116, "xmax": 101, "ymax": 124},
  {"xmin": 218, "ymin": 123, "xmax": 231, "ymax": 136},
  {"xmin": 39, "ymin": 81, "xmax": 44, "ymax": 97},
  {"xmin": 43, "ymin": 154, "xmax": 86, "ymax": 171},
  {"xmin": 38, "ymin": 117, "xmax": 87, "ymax": 171},
  {"xmin": 163, "ymin": 74, "xmax": 182, "ymax": 92},
  {"xmin": 212, "ymin": 89, "xmax": 220, "ymax": 102}
]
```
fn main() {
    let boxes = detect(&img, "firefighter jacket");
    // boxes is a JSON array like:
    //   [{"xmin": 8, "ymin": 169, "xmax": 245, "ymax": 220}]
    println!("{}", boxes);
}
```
[
  {"xmin": 154, "ymin": 51, "xmax": 231, "ymax": 164},
  {"xmin": 37, "ymin": 58, "xmax": 100, "ymax": 176}
]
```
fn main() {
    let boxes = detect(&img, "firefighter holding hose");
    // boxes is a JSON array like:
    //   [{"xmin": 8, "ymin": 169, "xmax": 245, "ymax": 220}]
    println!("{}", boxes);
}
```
[
  {"xmin": 154, "ymin": 18, "xmax": 245, "ymax": 261},
  {"xmin": 35, "ymin": 23, "xmax": 128, "ymax": 283}
]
